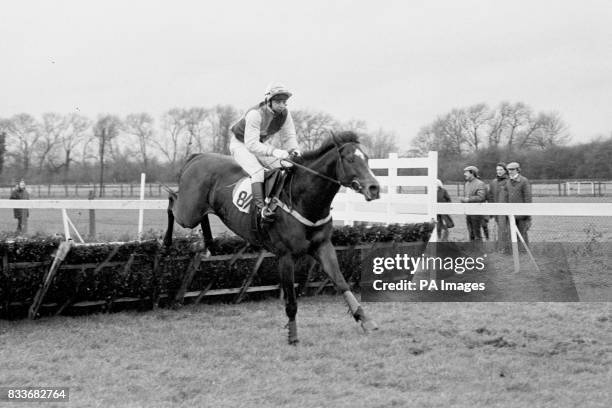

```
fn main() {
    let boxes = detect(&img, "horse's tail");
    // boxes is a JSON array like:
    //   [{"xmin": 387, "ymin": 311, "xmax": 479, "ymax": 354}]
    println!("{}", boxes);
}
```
[{"xmin": 161, "ymin": 184, "xmax": 178, "ymax": 201}]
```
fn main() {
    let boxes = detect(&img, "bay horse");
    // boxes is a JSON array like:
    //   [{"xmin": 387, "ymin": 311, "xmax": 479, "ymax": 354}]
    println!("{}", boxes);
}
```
[{"xmin": 163, "ymin": 131, "xmax": 380, "ymax": 344}]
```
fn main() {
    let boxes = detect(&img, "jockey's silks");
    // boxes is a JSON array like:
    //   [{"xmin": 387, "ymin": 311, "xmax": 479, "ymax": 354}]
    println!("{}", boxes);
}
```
[{"xmin": 231, "ymin": 102, "xmax": 288, "ymax": 143}]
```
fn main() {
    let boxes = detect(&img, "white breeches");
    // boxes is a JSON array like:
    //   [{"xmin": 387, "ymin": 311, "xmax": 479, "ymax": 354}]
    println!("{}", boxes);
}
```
[{"xmin": 229, "ymin": 137, "xmax": 283, "ymax": 183}]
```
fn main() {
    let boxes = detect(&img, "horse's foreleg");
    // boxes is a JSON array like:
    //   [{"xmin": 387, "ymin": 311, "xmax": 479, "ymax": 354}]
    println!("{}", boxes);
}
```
[
  {"xmin": 279, "ymin": 254, "xmax": 299, "ymax": 345},
  {"xmin": 313, "ymin": 240, "xmax": 378, "ymax": 333},
  {"xmin": 163, "ymin": 196, "xmax": 175, "ymax": 247}
]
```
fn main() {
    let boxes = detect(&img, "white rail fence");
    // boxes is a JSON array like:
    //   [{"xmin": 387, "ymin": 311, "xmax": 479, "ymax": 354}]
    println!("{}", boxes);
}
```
[{"xmin": 1, "ymin": 152, "xmax": 611, "ymax": 251}]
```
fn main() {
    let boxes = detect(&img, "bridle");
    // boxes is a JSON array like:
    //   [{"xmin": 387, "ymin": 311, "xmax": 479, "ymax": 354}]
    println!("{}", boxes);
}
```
[{"xmin": 285, "ymin": 138, "xmax": 364, "ymax": 193}]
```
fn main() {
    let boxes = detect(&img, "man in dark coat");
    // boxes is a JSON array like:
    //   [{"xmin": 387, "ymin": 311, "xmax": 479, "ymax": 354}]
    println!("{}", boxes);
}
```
[
  {"xmin": 460, "ymin": 166, "xmax": 487, "ymax": 241},
  {"xmin": 487, "ymin": 162, "xmax": 510, "ymax": 252},
  {"xmin": 436, "ymin": 179, "xmax": 454, "ymax": 240},
  {"xmin": 10, "ymin": 179, "xmax": 30, "ymax": 234},
  {"xmin": 506, "ymin": 162, "xmax": 532, "ymax": 245}
]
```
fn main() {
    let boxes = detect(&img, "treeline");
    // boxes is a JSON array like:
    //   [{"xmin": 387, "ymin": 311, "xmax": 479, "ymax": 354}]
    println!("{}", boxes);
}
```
[
  {"xmin": 411, "ymin": 101, "xmax": 612, "ymax": 181},
  {"xmin": 2, "ymin": 100, "xmax": 609, "ymax": 185},
  {"xmin": 0, "ymin": 107, "xmax": 398, "ymax": 185}
]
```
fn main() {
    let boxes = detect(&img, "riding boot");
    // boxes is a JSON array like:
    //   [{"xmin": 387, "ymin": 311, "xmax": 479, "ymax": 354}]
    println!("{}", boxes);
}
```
[{"xmin": 251, "ymin": 182, "xmax": 275, "ymax": 223}]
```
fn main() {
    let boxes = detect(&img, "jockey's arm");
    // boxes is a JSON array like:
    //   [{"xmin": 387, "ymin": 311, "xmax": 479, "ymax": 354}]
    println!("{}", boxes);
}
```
[
  {"xmin": 244, "ymin": 110, "xmax": 276, "ymax": 156},
  {"xmin": 278, "ymin": 111, "xmax": 299, "ymax": 152}
]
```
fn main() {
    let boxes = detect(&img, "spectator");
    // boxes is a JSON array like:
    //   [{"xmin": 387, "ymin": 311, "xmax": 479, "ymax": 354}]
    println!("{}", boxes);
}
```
[
  {"xmin": 460, "ymin": 166, "xmax": 487, "ymax": 241},
  {"xmin": 506, "ymin": 162, "xmax": 532, "ymax": 246},
  {"xmin": 10, "ymin": 179, "xmax": 30, "ymax": 234},
  {"xmin": 436, "ymin": 179, "xmax": 454, "ymax": 240},
  {"xmin": 487, "ymin": 162, "xmax": 510, "ymax": 252}
]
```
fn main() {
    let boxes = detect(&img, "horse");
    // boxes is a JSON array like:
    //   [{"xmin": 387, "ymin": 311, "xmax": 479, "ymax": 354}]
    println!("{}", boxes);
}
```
[{"xmin": 163, "ymin": 131, "xmax": 381, "ymax": 344}]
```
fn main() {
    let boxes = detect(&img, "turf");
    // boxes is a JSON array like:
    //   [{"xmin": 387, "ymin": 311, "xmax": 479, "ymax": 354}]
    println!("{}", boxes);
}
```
[{"xmin": 1, "ymin": 298, "xmax": 610, "ymax": 408}]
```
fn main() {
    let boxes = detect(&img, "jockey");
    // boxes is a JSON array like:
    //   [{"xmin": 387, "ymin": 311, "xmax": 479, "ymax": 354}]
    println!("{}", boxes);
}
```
[{"xmin": 230, "ymin": 83, "xmax": 302, "ymax": 221}]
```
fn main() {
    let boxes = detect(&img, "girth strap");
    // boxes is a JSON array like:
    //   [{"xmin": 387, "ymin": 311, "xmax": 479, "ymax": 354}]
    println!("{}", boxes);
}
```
[{"xmin": 272, "ymin": 198, "xmax": 332, "ymax": 227}]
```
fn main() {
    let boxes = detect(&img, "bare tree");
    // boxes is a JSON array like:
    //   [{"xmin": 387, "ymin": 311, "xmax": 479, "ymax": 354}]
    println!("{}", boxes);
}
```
[
  {"xmin": 208, "ymin": 104, "xmax": 239, "ymax": 154},
  {"xmin": 0, "ymin": 130, "xmax": 6, "ymax": 176},
  {"xmin": 60, "ymin": 113, "xmax": 91, "ymax": 180},
  {"xmin": 412, "ymin": 125, "xmax": 437, "ymax": 155},
  {"xmin": 292, "ymin": 110, "xmax": 338, "ymax": 151},
  {"xmin": 38, "ymin": 113, "xmax": 70, "ymax": 172},
  {"xmin": 436, "ymin": 111, "xmax": 467, "ymax": 155},
  {"xmin": 123, "ymin": 112, "xmax": 154, "ymax": 172},
  {"xmin": 527, "ymin": 112, "xmax": 570, "ymax": 149},
  {"xmin": 2, "ymin": 113, "xmax": 41, "ymax": 174},
  {"xmin": 341, "ymin": 119, "xmax": 368, "ymax": 134},
  {"xmin": 361, "ymin": 128, "xmax": 398, "ymax": 158},
  {"xmin": 155, "ymin": 108, "xmax": 187, "ymax": 167},
  {"xmin": 183, "ymin": 107, "xmax": 210, "ymax": 155},
  {"xmin": 499, "ymin": 102, "xmax": 531, "ymax": 155},
  {"xmin": 462, "ymin": 104, "xmax": 492, "ymax": 152},
  {"xmin": 93, "ymin": 115, "xmax": 121, "ymax": 196}
]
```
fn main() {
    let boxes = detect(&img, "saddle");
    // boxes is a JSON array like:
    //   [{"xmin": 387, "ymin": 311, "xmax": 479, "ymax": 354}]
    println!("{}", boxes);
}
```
[{"xmin": 252, "ymin": 167, "xmax": 290, "ymax": 236}]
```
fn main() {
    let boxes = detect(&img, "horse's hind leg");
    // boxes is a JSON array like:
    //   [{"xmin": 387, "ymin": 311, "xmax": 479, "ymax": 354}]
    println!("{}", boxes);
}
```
[
  {"xmin": 163, "ymin": 195, "xmax": 175, "ymax": 247},
  {"xmin": 279, "ymin": 254, "xmax": 299, "ymax": 345},
  {"xmin": 313, "ymin": 240, "xmax": 378, "ymax": 333},
  {"xmin": 199, "ymin": 215, "xmax": 214, "ymax": 257}
]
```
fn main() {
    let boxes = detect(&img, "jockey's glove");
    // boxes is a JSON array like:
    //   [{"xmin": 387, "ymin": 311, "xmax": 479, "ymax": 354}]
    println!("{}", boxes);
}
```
[
  {"xmin": 272, "ymin": 149, "xmax": 290, "ymax": 160},
  {"xmin": 289, "ymin": 149, "xmax": 304, "ymax": 164}
]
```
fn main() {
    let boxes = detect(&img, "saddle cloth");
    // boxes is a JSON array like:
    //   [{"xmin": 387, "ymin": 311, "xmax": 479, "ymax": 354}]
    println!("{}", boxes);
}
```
[{"xmin": 231, "ymin": 168, "xmax": 285, "ymax": 214}]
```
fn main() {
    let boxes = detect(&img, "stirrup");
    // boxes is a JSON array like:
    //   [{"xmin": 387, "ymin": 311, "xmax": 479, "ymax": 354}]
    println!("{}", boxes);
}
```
[{"xmin": 260, "ymin": 206, "xmax": 276, "ymax": 222}]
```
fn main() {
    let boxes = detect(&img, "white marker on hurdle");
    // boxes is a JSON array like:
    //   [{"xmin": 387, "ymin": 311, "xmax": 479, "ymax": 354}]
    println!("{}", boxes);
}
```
[{"xmin": 138, "ymin": 173, "xmax": 146, "ymax": 241}]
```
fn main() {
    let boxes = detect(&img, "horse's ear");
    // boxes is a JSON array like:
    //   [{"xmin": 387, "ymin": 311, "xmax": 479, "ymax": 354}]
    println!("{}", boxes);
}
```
[{"xmin": 329, "ymin": 130, "xmax": 340, "ymax": 147}]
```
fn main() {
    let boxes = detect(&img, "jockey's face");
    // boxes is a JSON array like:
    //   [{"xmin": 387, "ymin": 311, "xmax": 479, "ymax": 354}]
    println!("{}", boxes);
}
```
[{"xmin": 270, "ymin": 99, "xmax": 288, "ymax": 114}]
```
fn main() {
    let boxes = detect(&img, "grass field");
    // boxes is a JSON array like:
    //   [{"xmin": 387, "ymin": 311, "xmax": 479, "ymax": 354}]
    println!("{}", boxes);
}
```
[
  {"xmin": 1, "ymin": 197, "xmax": 610, "ymax": 407},
  {"xmin": 1, "ymin": 298, "xmax": 610, "ymax": 408}
]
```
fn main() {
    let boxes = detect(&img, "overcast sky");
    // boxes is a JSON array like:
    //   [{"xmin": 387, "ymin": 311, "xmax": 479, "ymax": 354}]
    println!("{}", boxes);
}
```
[{"xmin": 2, "ymin": 0, "xmax": 611, "ymax": 146}]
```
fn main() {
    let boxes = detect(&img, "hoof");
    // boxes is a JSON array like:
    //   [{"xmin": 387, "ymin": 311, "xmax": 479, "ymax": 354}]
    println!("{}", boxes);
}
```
[
  {"xmin": 361, "ymin": 319, "xmax": 379, "ymax": 333},
  {"xmin": 199, "ymin": 249, "xmax": 211, "ymax": 260},
  {"xmin": 286, "ymin": 320, "xmax": 298, "ymax": 345},
  {"xmin": 288, "ymin": 338, "xmax": 300, "ymax": 346}
]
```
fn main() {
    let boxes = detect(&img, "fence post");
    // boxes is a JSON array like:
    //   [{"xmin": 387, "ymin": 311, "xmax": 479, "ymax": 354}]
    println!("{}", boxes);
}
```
[
  {"xmin": 386, "ymin": 153, "xmax": 398, "ymax": 224},
  {"xmin": 508, "ymin": 215, "xmax": 520, "ymax": 273},
  {"xmin": 88, "ymin": 190, "xmax": 96, "ymax": 240}
]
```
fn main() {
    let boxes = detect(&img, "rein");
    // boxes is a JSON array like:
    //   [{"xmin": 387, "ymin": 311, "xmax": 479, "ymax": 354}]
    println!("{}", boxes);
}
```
[
  {"xmin": 285, "ymin": 160, "xmax": 342, "ymax": 185},
  {"xmin": 285, "ymin": 142, "xmax": 355, "ymax": 187}
]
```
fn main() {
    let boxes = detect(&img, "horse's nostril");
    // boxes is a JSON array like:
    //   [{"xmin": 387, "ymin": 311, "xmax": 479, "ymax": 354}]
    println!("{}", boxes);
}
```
[{"xmin": 369, "ymin": 184, "xmax": 380, "ymax": 198}]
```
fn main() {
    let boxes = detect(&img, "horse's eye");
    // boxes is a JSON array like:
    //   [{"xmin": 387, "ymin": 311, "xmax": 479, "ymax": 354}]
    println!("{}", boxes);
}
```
[{"xmin": 346, "ymin": 155, "xmax": 355, "ymax": 163}]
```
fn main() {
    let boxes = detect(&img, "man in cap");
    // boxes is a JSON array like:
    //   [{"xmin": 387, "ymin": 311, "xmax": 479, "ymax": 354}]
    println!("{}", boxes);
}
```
[
  {"xmin": 230, "ymin": 83, "xmax": 302, "ymax": 222},
  {"xmin": 460, "ymin": 165, "xmax": 487, "ymax": 241},
  {"xmin": 506, "ymin": 161, "xmax": 532, "ymax": 246},
  {"xmin": 10, "ymin": 179, "xmax": 30, "ymax": 234}
]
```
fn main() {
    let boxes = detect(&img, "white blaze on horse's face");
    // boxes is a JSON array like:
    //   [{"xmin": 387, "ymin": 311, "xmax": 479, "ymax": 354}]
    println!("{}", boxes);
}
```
[
  {"xmin": 354, "ymin": 148, "xmax": 366, "ymax": 161},
  {"xmin": 346, "ymin": 146, "xmax": 380, "ymax": 201}
]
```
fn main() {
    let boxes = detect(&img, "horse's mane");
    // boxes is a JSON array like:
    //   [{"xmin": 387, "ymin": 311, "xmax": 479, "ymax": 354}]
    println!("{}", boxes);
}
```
[
  {"xmin": 301, "ymin": 131, "xmax": 360, "ymax": 160},
  {"xmin": 177, "ymin": 153, "xmax": 202, "ymax": 180}
]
